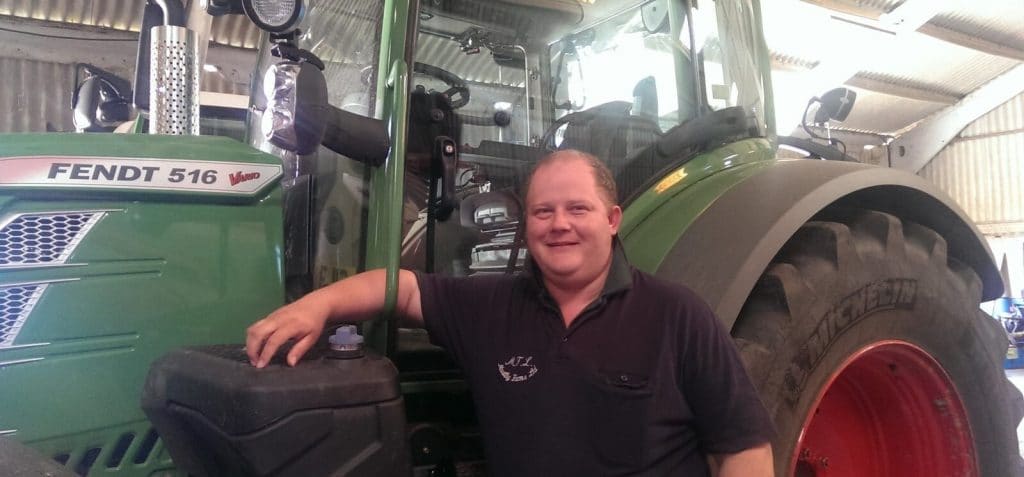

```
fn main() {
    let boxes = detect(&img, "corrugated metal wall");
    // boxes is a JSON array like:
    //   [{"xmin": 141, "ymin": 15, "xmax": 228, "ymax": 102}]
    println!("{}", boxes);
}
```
[
  {"xmin": 0, "ymin": 57, "xmax": 75, "ymax": 133},
  {"xmin": 919, "ymin": 91, "xmax": 1024, "ymax": 236},
  {"xmin": 0, "ymin": 0, "xmax": 261, "ymax": 48},
  {"xmin": 962, "ymin": 92, "xmax": 1024, "ymax": 138}
]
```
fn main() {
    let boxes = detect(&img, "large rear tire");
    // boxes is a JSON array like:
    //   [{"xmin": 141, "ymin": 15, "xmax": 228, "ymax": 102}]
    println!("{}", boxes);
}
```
[{"xmin": 733, "ymin": 209, "xmax": 1024, "ymax": 476}]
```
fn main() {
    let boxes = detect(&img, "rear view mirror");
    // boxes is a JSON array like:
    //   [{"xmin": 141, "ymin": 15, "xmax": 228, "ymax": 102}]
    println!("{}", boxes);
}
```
[
  {"xmin": 813, "ymin": 87, "xmax": 857, "ymax": 123},
  {"xmin": 73, "ymin": 64, "xmax": 133, "ymax": 132},
  {"xmin": 800, "ymin": 87, "xmax": 858, "ymax": 157}
]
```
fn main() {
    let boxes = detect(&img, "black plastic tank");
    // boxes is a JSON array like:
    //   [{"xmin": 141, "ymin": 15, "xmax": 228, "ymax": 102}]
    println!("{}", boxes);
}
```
[{"xmin": 141, "ymin": 340, "xmax": 410, "ymax": 477}]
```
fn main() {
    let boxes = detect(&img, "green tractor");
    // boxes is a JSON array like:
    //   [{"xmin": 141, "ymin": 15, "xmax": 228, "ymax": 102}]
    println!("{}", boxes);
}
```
[{"xmin": 1, "ymin": 0, "xmax": 1021, "ymax": 475}]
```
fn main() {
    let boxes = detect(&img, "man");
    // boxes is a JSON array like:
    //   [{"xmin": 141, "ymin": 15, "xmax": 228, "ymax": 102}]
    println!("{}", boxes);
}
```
[{"xmin": 247, "ymin": 150, "xmax": 775, "ymax": 476}]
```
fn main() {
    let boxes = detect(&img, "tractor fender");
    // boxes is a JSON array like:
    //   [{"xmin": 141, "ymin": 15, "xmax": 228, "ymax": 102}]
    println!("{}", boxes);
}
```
[{"xmin": 652, "ymin": 158, "xmax": 1000, "ymax": 330}]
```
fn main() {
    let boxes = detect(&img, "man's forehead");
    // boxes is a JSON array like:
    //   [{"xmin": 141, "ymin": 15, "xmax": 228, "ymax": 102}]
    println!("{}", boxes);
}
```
[
  {"xmin": 528, "ymin": 158, "xmax": 596, "ymax": 191},
  {"xmin": 528, "ymin": 157, "xmax": 593, "ymax": 185}
]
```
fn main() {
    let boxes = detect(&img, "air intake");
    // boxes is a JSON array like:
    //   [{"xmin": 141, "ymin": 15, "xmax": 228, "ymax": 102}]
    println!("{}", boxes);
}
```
[
  {"xmin": 0, "ymin": 284, "xmax": 47, "ymax": 347},
  {"xmin": 0, "ymin": 212, "xmax": 105, "ymax": 266}
]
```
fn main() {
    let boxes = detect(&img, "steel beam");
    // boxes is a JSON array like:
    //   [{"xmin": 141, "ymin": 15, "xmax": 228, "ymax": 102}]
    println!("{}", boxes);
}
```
[
  {"xmin": 846, "ymin": 74, "xmax": 961, "ymax": 105},
  {"xmin": 919, "ymin": 22, "xmax": 1024, "ymax": 62},
  {"xmin": 889, "ymin": 63, "xmax": 1024, "ymax": 172},
  {"xmin": 774, "ymin": 0, "xmax": 944, "ymax": 131}
]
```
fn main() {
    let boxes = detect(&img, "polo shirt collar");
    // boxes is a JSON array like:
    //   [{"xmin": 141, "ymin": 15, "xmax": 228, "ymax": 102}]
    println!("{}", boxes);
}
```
[{"xmin": 523, "ymin": 237, "xmax": 633, "ymax": 299}]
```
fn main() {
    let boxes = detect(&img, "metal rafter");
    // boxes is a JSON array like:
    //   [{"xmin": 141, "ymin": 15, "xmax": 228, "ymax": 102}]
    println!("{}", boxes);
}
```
[
  {"xmin": 889, "ymin": 63, "xmax": 1024, "ymax": 172},
  {"xmin": 917, "ymin": 22, "xmax": 1024, "ymax": 62},
  {"xmin": 846, "ymin": 74, "xmax": 961, "ymax": 105},
  {"xmin": 775, "ymin": 0, "xmax": 944, "ymax": 130}
]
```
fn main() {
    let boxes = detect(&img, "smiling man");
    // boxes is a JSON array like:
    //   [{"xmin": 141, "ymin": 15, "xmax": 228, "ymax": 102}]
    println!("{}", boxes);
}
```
[{"xmin": 247, "ymin": 150, "xmax": 775, "ymax": 476}]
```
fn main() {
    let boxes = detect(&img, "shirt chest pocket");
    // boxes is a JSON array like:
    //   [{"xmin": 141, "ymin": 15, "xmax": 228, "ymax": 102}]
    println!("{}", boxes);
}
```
[
  {"xmin": 600, "ymin": 370, "xmax": 650, "ymax": 393},
  {"xmin": 584, "ymin": 369, "xmax": 655, "ymax": 467}
]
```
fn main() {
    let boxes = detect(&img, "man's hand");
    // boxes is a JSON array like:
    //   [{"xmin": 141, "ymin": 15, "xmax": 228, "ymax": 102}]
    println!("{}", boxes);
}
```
[
  {"xmin": 246, "ymin": 298, "xmax": 330, "ymax": 368},
  {"xmin": 711, "ymin": 442, "xmax": 774, "ymax": 477},
  {"xmin": 244, "ymin": 269, "xmax": 423, "ymax": 368}
]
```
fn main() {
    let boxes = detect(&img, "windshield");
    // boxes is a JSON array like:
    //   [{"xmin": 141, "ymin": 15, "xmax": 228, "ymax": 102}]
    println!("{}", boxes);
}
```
[
  {"xmin": 400, "ymin": 0, "xmax": 769, "ymax": 278},
  {"xmin": 338, "ymin": 0, "xmax": 771, "ymax": 361},
  {"xmin": 550, "ymin": 1, "xmax": 689, "ymax": 133},
  {"xmin": 690, "ymin": 0, "xmax": 766, "ymax": 126}
]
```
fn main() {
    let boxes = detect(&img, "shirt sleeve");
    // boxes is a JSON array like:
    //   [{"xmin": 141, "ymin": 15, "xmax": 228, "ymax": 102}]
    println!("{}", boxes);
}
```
[
  {"xmin": 414, "ymin": 271, "xmax": 504, "ymax": 369},
  {"xmin": 678, "ymin": 291, "xmax": 776, "ymax": 454}
]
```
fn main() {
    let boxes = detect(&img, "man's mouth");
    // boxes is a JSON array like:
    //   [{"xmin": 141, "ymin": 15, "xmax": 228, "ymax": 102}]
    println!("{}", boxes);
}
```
[{"xmin": 546, "ymin": 241, "xmax": 579, "ymax": 248}]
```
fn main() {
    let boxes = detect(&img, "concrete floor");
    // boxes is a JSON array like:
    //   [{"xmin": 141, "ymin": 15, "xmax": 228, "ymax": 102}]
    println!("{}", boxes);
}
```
[{"xmin": 1006, "ymin": 368, "xmax": 1024, "ymax": 456}]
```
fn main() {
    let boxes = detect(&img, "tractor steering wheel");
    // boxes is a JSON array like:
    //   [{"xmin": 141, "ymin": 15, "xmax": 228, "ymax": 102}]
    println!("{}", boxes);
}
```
[{"xmin": 413, "ymin": 62, "xmax": 470, "ymax": 109}]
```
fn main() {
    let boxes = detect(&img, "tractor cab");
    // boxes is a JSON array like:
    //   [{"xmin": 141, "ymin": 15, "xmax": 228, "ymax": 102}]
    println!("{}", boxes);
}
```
[
  {"xmin": 139, "ymin": 1, "xmax": 776, "ymax": 476},
  {"xmin": 396, "ymin": 0, "xmax": 770, "ymax": 280},
  {"xmin": 382, "ymin": 0, "xmax": 773, "ymax": 379}
]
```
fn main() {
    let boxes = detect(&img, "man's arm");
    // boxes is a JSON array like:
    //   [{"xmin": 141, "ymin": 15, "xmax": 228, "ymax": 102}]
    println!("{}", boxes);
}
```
[
  {"xmin": 710, "ymin": 442, "xmax": 774, "ymax": 477},
  {"xmin": 245, "ymin": 269, "xmax": 422, "ymax": 368}
]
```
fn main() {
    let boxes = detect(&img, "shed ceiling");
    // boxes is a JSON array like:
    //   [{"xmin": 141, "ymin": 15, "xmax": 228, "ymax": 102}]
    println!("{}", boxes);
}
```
[{"xmin": 0, "ymin": 0, "xmax": 1021, "ymax": 152}]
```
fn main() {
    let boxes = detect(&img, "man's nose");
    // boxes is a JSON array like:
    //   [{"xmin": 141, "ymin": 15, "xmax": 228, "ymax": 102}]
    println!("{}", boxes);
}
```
[{"xmin": 551, "ymin": 209, "xmax": 571, "ymax": 230}]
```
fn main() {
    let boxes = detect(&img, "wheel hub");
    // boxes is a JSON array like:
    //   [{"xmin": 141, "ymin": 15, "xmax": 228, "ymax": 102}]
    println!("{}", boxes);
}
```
[{"xmin": 792, "ymin": 340, "xmax": 978, "ymax": 476}]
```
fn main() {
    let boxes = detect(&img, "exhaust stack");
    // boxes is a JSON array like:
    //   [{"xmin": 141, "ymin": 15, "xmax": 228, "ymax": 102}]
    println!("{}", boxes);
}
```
[{"xmin": 149, "ymin": 24, "xmax": 200, "ymax": 135}]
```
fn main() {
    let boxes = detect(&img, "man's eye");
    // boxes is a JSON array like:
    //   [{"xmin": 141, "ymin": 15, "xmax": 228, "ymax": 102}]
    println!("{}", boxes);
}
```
[
  {"xmin": 570, "ymin": 206, "xmax": 588, "ymax": 214},
  {"xmin": 533, "ymin": 209, "xmax": 553, "ymax": 217}
]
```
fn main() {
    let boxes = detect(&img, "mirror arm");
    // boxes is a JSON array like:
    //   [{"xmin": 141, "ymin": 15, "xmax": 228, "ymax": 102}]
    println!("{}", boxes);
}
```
[{"xmin": 321, "ymin": 106, "xmax": 391, "ymax": 167}]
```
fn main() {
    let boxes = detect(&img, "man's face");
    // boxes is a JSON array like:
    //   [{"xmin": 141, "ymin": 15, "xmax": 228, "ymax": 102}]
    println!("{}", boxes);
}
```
[{"xmin": 525, "ymin": 156, "xmax": 622, "ymax": 284}]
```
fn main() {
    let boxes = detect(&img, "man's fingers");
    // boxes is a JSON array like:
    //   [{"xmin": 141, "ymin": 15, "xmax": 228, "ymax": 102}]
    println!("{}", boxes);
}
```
[
  {"xmin": 245, "ymin": 320, "xmax": 271, "ymax": 365},
  {"xmin": 246, "ymin": 309, "xmax": 322, "ymax": 368},
  {"xmin": 256, "ymin": 327, "xmax": 292, "ymax": 368},
  {"xmin": 288, "ymin": 333, "xmax": 318, "ymax": 367}
]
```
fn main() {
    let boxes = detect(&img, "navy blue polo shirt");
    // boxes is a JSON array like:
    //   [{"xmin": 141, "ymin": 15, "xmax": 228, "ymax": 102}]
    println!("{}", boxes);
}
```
[{"xmin": 415, "ymin": 246, "xmax": 774, "ymax": 476}]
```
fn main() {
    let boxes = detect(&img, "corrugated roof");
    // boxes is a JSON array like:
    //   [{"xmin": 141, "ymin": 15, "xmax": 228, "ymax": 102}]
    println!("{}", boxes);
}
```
[
  {"xmin": 210, "ymin": 13, "xmax": 261, "ymax": 49},
  {"xmin": 932, "ymin": 1, "xmax": 1024, "ymax": 52},
  {"xmin": 0, "ymin": 0, "xmax": 1021, "ymax": 140},
  {"xmin": 852, "ymin": 32, "xmax": 1019, "ymax": 96},
  {"xmin": 0, "ymin": 0, "xmax": 139, "ymax": 30},
  {"xmin": 0, "ymin": 0, "xmax": 262, "ymax": 48},
  {"xmin": 852, "ymin": 71, "xmax": 964, "ymax": 102},
  {"xmin": 841, "ymin": 88, "xmax": 946, "ymax": 134}
]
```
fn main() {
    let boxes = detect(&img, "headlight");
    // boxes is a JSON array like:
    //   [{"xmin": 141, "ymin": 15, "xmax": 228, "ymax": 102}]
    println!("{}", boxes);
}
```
[
  {"xmin": 263, "ymin": 62, "xmax": 299, "ymax": 102},
  {"xmin": 242, "ymin": 0, "xmax": 304, "ymax": 33},
  {"xmin": 262, "ymin": 103, "xmax": 295, "ymax": 143},
  {"xmin": 259, "ymin": 60, "xmax": 328, "ymax": 155},
  {"xmin": 261, "ymin": 62, "xmax": 300, "ymax": 148}
]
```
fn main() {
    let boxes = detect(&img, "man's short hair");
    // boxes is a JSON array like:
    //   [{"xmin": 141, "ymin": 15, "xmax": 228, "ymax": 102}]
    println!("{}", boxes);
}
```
[{"xmin": 524, "ymin": 149, "xmax": 618, "ymax": 207}]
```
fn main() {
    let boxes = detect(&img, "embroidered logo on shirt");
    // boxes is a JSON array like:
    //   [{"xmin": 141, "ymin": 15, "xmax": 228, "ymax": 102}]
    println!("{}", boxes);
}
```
[{"xmin": 498, "ymin": 356, "xmax": 538, "ymax": 382}]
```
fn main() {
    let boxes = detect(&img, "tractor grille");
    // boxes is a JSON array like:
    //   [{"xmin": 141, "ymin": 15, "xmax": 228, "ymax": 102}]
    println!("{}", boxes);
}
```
[
  {"xmin": 0, "ymin": 283, "xmax": 47, "ymax": 347},
  {"xmin": 0, "ymin": 212, "xmax": 106, "ymax": 266},
  {"xmin": 0, "ymin": 211, "xmax": 108, "ymax": 347}
]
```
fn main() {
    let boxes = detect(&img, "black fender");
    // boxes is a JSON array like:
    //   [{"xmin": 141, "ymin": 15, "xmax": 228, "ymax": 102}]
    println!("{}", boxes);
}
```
[{"xmin": 654, "ymin": 159, "xmax": 1001, "ymax": 329}]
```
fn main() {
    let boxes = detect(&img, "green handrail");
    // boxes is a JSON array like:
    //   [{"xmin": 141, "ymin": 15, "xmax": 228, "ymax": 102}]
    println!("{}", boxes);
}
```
[{"xmin": 365, "ymin": 58, "xmax": 409, "ymax": 355}]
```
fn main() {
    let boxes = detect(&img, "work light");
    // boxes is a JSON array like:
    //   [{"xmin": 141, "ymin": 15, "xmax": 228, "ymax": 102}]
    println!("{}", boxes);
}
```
[{"xmin": 242, "ymin": 0, "xmax": 304, "ymax": 33}]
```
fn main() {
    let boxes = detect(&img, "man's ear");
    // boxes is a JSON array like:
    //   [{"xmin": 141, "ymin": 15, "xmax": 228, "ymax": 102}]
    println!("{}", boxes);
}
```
[{"xmin": 608, "ymin": 205, "xmax": 623, "ymax": 234}]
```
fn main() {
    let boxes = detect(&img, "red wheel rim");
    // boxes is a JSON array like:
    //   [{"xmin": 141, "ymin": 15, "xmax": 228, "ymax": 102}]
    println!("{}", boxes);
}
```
[{"xmin": 791, "ymin": 341, "xmax": 978, "ymax": 476}]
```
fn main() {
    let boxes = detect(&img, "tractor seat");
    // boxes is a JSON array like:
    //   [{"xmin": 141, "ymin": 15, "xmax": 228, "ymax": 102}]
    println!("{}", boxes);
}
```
[{"xmin": 558, "ymin": 101, "xmax": 662, "ymax": 172}]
